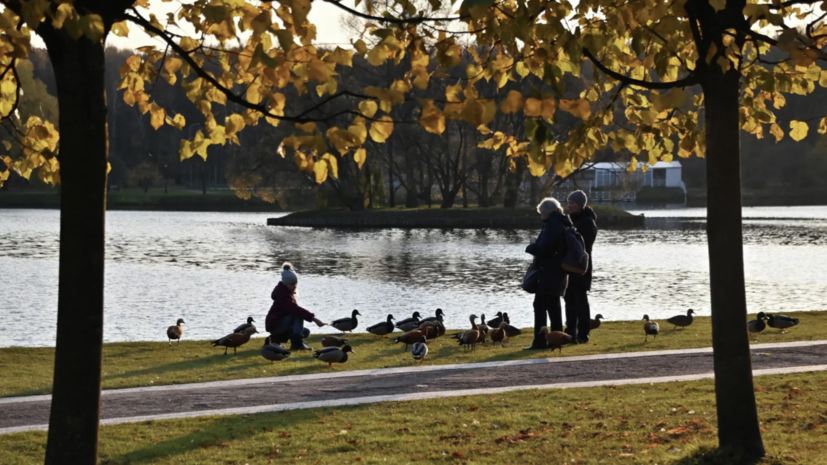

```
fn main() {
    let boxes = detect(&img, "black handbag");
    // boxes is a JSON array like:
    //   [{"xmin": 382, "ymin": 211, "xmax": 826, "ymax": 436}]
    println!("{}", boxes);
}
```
[{"xmin": 521, "ymin": 261, "xmax": 541, "ymax": 294}]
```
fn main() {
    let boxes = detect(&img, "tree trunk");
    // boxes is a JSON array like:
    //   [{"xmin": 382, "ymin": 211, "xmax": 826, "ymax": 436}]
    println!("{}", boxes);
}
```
[
  {"xmin": 701, "ymin": 67, "xmax": 765, "ymax": 459},
  {"xmin": 404, "ymin": 149, "xmax": 417, "ymax": 208},
  {"xmin": 387, "ymin": 138, "xmax": 395, "ymax": 207},
  {"xmin": 503, "ymin": 159, "xmax": 525, "ymax": 208},
  {"xmin": 530, "ymin": 175, "xmax": 539, "ymax": 206},
  {"xmin": 462, "ymin": 148, "xmax": 468, "ymax": 208},
  {"xmin": 440, "ymin": 188, "xmax": 458, "ymax": 209},
  {"xmin": 43, "ymin": 30, "xmax": 108, "ymax": 465}
]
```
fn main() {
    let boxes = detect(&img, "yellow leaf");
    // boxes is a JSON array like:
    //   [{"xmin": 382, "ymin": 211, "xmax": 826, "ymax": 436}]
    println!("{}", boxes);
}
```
[
  {"xmin": 314, "ymin": 158, "xmax": 329, "ymax": 184},
  {"xmin": 770, "ymin": 123, "xmax": 784, "ymax": 142},
  {"xmin": 149, "ymin": 103, "xmax": 165, "ymax": 130},
  {"xmin": 51, "ymin": 3, "xmax": 77, "ymax": 30},
  {"xmin": 500, "ymin": 91, "xmax": 524, "ymax": 114},
  {"xmin": 524, "ymin": 98, "xmax": 542, "ymax": 117},
  {"xmin": 321, "ymin": 153, "xmax": 338, "ymax": 178},
  {"xmin": 353, "ymin": 147, "xmax": 366, "ymax": 169},
  {"xmin": 168, "ymin": 113, "xmax": 186, "ymax": 130},
  {"xmin": 789, "ymin": 120, "xmax": 808, "ymax": 141},
  {"xmin": 710, "ymin": 0, "xmax": 726, "ymax": 11},
  {"xmin": 420, "ymin": 101, "xmax": 446, "ymax": 134},
  {"xmin": 359, "ymin": 101, "xmax": 378, "ymax": 118},
  {"xmin": 819, "ymin": 117, "xmax": 827, "ymax": 134},
  {"xmin": 367, "ymin": 46, "xmax": 389, "ymax": 66},
  {"xmin": 559, "ymin": 99, "xmax": 592, "ymax": 120},
  {"xmin": 80, "ymin": 14, "xmax": 105, "ymax": 42},
  {"xmin": 111, "ymin": 20, "xmax": 130, "ymax": 37},
  {"xmin": 2, "ymin": 140, "xmax": 11, "ymax": 150},
  {"xmin": 296, "ymin": 122, "xmax": 316, "ymax": 133},
  {"xmin": 369, "ymin": 116, "xmax": 394, "ymax": 143},
  {"xmin": 652, "ymin": 89, "xmax": 686, "ymax": 113},
  {"xmin": 354, "ymin": 39, "xmax": 368, "ymax": 55}
]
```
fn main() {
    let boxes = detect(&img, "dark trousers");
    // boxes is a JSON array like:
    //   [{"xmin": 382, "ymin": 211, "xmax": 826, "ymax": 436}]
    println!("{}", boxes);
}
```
[
  {"xmin": 270, "ymin": 315, "xmax": 307, "ymax": 345},
  {"xmin": 533, "ymin": 293, "xmax": 563, "ymax": 345},
  {"xmin": 564, "ymin": 286, "xmax": 591, "ymax": 340}
]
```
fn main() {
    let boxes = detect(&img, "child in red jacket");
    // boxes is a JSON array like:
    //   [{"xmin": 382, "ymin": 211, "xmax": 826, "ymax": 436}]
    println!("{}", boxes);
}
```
[{"xmin": 265, "ymin": 263, "xmax": 327, "ymax": 350}]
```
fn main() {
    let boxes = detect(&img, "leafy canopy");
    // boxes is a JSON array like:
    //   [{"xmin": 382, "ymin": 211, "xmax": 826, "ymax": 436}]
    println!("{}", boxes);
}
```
[{"xmin": 1, "ymin": 0, "xmax": 826, "ymax": 187}]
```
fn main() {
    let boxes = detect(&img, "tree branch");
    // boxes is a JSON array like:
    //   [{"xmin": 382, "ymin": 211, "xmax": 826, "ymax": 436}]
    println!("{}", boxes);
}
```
[
  {"xmin": 583, "ymin": 48, "xmax": 699, "ymax": 89},
  {"xmin": 316, "ymin": 0, "xmax": 469, "ymax": 24}
]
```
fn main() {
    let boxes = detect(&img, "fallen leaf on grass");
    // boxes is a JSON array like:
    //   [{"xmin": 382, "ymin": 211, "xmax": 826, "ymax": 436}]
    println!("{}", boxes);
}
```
[
  {"xmin": 450, "ymin": 451, "xmax": 464, "ymax": 458},
  {"xmin": 469, "ymin": 405, "xmax": 479, "ymax": 411},
  {"xmin": 397, "ymin": 427, "xmax": 412, "ymax": 433},
  {"xmin": 380, "ymin": 421, "xmax": 391, "ymax": 427}
]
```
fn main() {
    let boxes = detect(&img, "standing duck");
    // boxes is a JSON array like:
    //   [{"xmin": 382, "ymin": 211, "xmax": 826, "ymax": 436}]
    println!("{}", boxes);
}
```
[
  {"xmin": 458, "ymin": 326, "xmax": 480, "ymax": 350},
  {"xmin": 312, "ymin": 345, "xmax": 354, "ymax": 368},
  {"xmin": 487, "ymin": 312, "xmax": 506, "ymax": 328},
  {"xmin": 322, "ymin": 336, "xmax": 348, "ymax": 347},
  {"xmin": 395, "ymin": 312, "xmax": 422, "ymax": 332},
  {"xmin": 452, "ymin": 314, "xmax": 479, "ymax": 341},
  {"xmin": 367, "ymin": 314, "xmax": 395, "ymax": 337},
  {"xmin": 490, "ymin": 322, "xmax": 507, "ymax": 347},
  {"xmin": 166, "ymin": 318, "xmax": 185, "ymax": 346},
  {"xmin": 418, "ymin": 321, "xmax": 439, "ymax": 340},
  {"xmin": 748, "ymin": 312, "xmax": 767, "ymax": 335},
  {"xmin": 590, "ymin": 314, "xmax": 604, "ymax": 330},
  {"xmin": 233, "ymin": 316, "xmax": 256, "ymax": 334},
  {"xmin": 395, "ymin": 329, "xmax": 425, "ymax": 351},
  {"xmin": 260, "ymin": 336, "xmax": 291, "ymax": 363},
  {"xmin": 478, "ymin": 314, "xmax": 490, "ymax": 336},
  {"xmin": 643, "ymin": 315, "xmax": 659, "ymax": 342},
  {"xmin": 411, "ymin": 336, "xmax": 428, "ymax": 363},
  {"xmin": 419, "ymin": 308, "xmax": 444, "ymax": 325},
  {"xmin": 504, "ymin": 324, "xmax": 522, "ymax": 340},
  {"xmin": 331, "ymin": 309, "xmax": 361, "ymax": 334},
  {"xmin": 211, "ymin": 326, "xmax": 257, "ymax": 355},
  {"xmin": 538, "ymin": 327, "xmax": 573, "ymax": 353},
  {"xmin": 666, "ymin": 309, "xmax": 695, "ymax": 330},
  {"xmin": 766, "ymin": 313, "xmax": 800, "ymax": 333}
]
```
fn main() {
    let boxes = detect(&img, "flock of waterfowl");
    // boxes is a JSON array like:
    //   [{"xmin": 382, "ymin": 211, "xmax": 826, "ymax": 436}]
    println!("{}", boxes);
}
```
[{"xmin": 163, "ymin": 308, "xmax": 802, "ymax": 368}]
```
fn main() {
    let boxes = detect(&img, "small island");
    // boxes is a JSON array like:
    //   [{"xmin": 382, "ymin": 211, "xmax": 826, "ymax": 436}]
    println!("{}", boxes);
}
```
[{"xmin": 267, "ymin": 205, "xmax": 643, "ymax": 229}]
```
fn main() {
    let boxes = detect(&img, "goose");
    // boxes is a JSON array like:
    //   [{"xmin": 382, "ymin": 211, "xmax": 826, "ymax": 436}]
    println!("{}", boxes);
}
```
[
  {"xmin": 211, "ymin": 326, "xmax": 257, "ymax": 355},
  {"xmin": 322, "ymin": 336, "xmax": 348, "ymax": 347},
  {"xmin": 166, "ymin": 318, "xmax": 185, "ymax": 346},
  {"xmin": 312, "ymin": 345, "xmax": 354, "ymax": 368},
  {"xmin": 367, "ymin": 314, "xmax": 395, "ymax": 337},
  {"xmin": 643, "ymin": 315, "xmax": 659, "ymax": 342},
  {"xmin": 233, "ymin": 316, "xmax": 256, "ymax": 334},
  {"xmin": 537, "ymin": 327, "xmax": 573, "ymax": 353},
  {"xmin": 395, "ymin": 312, "xmax": 422, "ymax": 332},
  {"xmin": 748, "ymin": 312, "xmax": 767, "ymax": 335},
  {"xmin": 487, "ymin": 312, "xmax": 506, "ymax": 328},
  {"xmin": 260, "ymin": 336, "xmax": 291, "ymax": 363},
  {"xmin": 766, "ymin": 313, "xmax": 800, "ymax": 333},
  {"xmin": 331, "ymin": 309, "xmax": 361, "ymax": 334},
  {"xmin": 590, "ymin": 314, "xmax": 604, "ymax": 330},
  {"xmin": 666, "ymin": 309, "xmax": 695, "ymax": 330},
  {"xmin": 419, "ymin": 308, "xmax": 444, "ymax": 325},
  {"xmin": 411, "ymin": 336, "xmax": 428, "ymax": 363},
  {"xmin": 490, "ymin": 322, "xmax": 507, "ymax": 347},
  {"xmin": 395, "ymin": 329, "xmax": 425, "ymax": 351},
  {"xmin": 458, "ymin": 327, "xmax": 480, "ymax": 350},
  {"xmin": 452, "ymin": 314, "xmax": 479, "ymax": 340}
]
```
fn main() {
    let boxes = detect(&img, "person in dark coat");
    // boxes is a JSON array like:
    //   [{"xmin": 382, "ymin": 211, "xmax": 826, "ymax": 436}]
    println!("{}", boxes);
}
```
[
  {"xmin": 265, "ymin": 263, "xmax": 327, "ymax": 350},
  {"xmin": 523, "ymin": 197, "xmax": 573, "ymax": 350},
  {"xmin": 564, "ymin": 190, "xmax": 598, "ymax": 343}
]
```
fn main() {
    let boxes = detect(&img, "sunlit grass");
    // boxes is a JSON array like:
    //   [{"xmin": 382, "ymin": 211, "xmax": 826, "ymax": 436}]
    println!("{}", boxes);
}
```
[
  {"xmin": 1, "ymin": 311, "xmax": 824, "ymax": 398},
  {"xmin": 2, "ymin": 370, "xmax": 825, "ymax": 464}
]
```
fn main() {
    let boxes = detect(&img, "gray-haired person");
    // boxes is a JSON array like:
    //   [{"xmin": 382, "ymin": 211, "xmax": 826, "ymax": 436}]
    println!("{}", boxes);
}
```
[
  {"xmin": 564, "ymin": 190, "xmax": 598, "ymax": 343},
  {"xmin": 523, "ymin": 197, "xmax": 573, "ymax": 350}
]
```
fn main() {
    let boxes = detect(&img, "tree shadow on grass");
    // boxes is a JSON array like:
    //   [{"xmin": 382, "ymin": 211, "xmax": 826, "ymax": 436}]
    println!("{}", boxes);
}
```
[{"xmin": 670, "ymin": 447, "xmax": 784, "ymax": 465}]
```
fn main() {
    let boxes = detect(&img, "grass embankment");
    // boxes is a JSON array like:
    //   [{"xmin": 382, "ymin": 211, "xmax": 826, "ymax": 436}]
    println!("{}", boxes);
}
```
[
  {"xmin": 1, "ymin": 311, "xmax": 824, "ymax": 398},
  {"xmin": 2, "ymin": 371, "xmax": 826, "ymax": 465}
]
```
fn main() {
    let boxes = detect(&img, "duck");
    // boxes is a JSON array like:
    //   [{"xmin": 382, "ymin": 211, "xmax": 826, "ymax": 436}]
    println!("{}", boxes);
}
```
[
  {"xmin": 411, "ymin": 336, "xmax": 428, "ymax": 363},
  {"xmin": 643, "ymin": 315, "xmax": 659, "ymax": 342},
  {"xmin": 748, "ymin": 312, "xmax": 767, "ymax": 335},
  {"xmin": 487, "ymin": 312, "xmax": 506, "ymax": 328},
  {"xmin": 321, "ymin": 336, "xmax": 348, "ymax": 347},
  {"xmin": 766, "ymin": 313, "xmax": 800, "ymax": 333},
  {"xmin": 419, "ymin": 308, "xmax": 444, "ymax": 325},
  {"xmin": 477, "ymin": 314, "xmax": 490, "ymax": 336},
  {"xmin": 666, "ymin": 309, "xmax": 695, "ymax": 330},
  {"xmin": 504, "ymin": 321, "xmax": 522, "ymax": 340},
  {"xmin": 233, "ymin": 316, "xmax": 256, "ymax": 334},
  {"xmin": 395, "ymin": 312, "xmax": 422, "ymax": 332},
  {"xmin": 434, "ymin": 320, "xmax": 446, "ymax": 338},
  {"xmin": 312, "ymin": 345, "xmax": 354, "ymax": 368},
  {"xmin": 452, "ymin": 314, "xmax": 479, "ymax": 341},
  {"xmin": 395, "ymin": 329, "xmax": 425, "ymax": 351},
  {"xmin": 260, "ymin": 336, "xmax": 291, "ymax": 363},
  {"xmin": 367, "ymin": 314, "xmax": 395, "ymax": 337},
  {"xmin": 418, "ymin": 321, "xmax": 439, "ymax": 340},
  {"xmin": 166, "ymin": 318, "xmax": 185, "ymax": 346},
  {"xmin": 538, "ymin": 327, "xmax": 573, "ymax": 353},
  {"xmin": 490, "ymin": 322, "xmax": 507, "ymax": 347},
  {"xmin": 590, "ymin": 314, "xmax": 604, "ymax": 330},
  {"xmin": 211, "ymin": 326, "xmax": 257, "ymax": 355},
  {"xmin": 458, "ymin": 326, "xmax": 480, "ymax": 350},
  {"xmin": 331, "ymin": 309, "xmax": 361, "ymax": 334}
]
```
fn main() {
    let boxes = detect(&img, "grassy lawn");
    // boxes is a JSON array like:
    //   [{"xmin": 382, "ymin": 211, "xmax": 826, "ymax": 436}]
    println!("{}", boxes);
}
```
[
  {"xmin": 1, "ymin": 312, "xmax": 824, "ymax": 399},
  {"xmin": 2, "ymin": 370, "xmax": 826, "ymax": 464}
]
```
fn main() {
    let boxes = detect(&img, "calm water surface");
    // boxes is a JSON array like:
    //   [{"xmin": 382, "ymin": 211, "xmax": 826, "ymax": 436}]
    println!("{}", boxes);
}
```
[{"xmin": 1, "ymin": 207, "xmax": 826, "ymax": 347}]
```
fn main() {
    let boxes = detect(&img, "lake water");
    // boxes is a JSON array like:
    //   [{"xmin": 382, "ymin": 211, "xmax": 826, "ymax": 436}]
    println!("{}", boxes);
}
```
[{"xmin": 2, "ymin": 207, "xmax": 826, "ymax": 347}]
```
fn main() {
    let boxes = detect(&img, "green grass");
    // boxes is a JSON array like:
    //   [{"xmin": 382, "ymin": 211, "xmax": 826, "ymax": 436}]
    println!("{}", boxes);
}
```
[
  {"xmin": 1, "ymin": 311, "xmax": 825, "ymax": 398},
  {"xmin": 2, "ymin": 370, "xmax": 825, "ymax": 464}
]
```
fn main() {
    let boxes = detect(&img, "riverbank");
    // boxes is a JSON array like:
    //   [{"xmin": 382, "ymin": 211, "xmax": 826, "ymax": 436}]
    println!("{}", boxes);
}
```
[
  {"xmin": 267, "ymin": 205, "xmax": 642, "ymax": 229},
  {"xmin": 2, "ymin": 369, "xmax": 825, "ymax": 464},
  {"xmin": 2, "ymin": 311, "xmax": 822, "ymax": 398}
]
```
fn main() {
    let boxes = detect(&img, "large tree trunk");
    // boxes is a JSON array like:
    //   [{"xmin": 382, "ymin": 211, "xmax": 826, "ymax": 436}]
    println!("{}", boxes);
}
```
[
  {"xmin": 43, "ymin": 30, "xmax": 108, "ymax": 465},
  {"xmin": 503, "ymin": 158, "xmax": 525, "ymax": 208},
  {"xmin": 702, "ymin": 67, "xmax": 765, "ymax": 459}
]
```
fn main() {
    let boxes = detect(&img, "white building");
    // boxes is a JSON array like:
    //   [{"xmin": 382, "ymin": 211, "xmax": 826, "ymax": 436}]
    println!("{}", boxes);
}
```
[{"xmin": 553, "ymin": 161, "xmax": 685, "ymax": 202}]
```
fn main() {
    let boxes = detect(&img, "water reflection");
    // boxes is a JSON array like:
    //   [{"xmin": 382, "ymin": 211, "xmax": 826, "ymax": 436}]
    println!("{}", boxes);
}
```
[{"xmin": 1, "ymin": 208, "xmax": 826, "ymax": 347}]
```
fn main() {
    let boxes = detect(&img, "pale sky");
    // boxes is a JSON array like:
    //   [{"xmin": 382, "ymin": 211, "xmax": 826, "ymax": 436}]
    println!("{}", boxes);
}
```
[{"xmin": 30, "ymin": 1, "xmax": 353, "ymax": 50}]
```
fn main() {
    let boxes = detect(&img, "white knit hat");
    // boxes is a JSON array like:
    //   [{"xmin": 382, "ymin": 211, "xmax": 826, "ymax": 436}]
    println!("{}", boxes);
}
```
[{"xmin": 281, "ymin": 263, "xmax": 298, "ymax": 284}]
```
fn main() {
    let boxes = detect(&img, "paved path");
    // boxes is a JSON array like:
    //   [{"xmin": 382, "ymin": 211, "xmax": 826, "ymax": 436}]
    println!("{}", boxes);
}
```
[{"xmin": 2, "ymin": 341, "xmax": 826, "ymax": 435}]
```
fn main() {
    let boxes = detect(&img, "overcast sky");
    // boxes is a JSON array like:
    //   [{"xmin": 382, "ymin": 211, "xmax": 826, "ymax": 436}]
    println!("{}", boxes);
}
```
[{"xmin": 30, "ymin": 1, "xmax": 353, "ymax": 50}]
